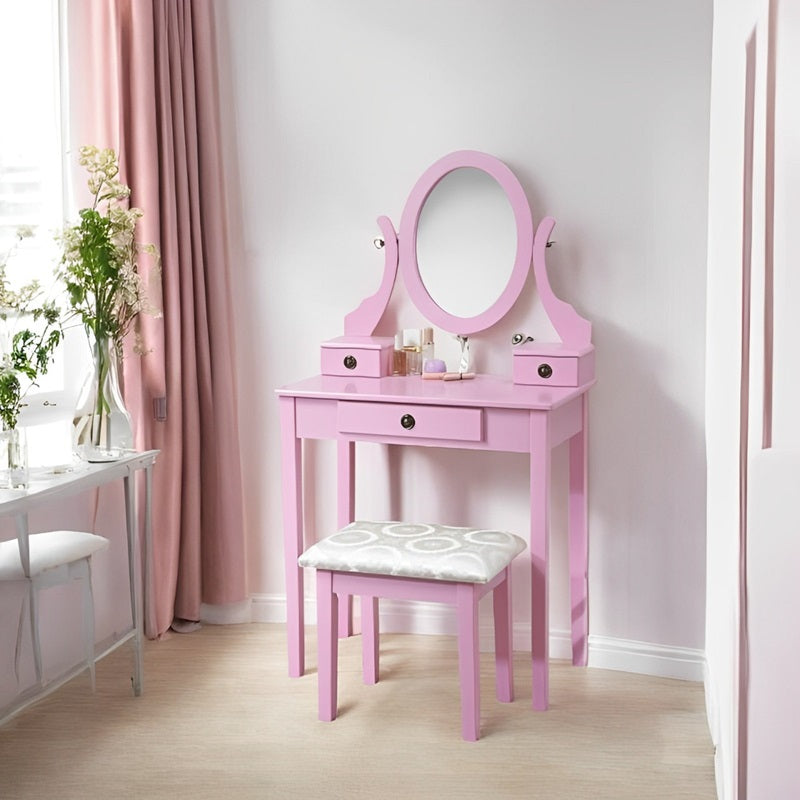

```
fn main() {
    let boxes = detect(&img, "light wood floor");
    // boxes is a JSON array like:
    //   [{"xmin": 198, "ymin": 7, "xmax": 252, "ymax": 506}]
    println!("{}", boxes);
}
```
[{"xmin": 0, "ymin": 623, "xmax": 716, "ymax": 799}]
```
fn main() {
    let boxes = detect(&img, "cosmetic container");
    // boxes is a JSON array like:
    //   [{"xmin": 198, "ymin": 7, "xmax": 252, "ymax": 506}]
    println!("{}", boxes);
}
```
[{"xmin": 421, "ymin": 327, "xmax": 435, "ymax": 371}]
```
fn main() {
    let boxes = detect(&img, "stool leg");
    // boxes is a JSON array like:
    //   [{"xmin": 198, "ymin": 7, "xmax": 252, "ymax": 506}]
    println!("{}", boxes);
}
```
[
  {"xmin": 493, "ymin": 568, "xmax": 513, "ymax": 703},
  {"xmin": 338, "ymin": 597, "xmax": 353, "ymax": 638},
  {"xmin": 316, "ymin": 570, "xmax": 338, "ymax": 721},
  {"xmin": 14, "ymin": 590, "xmax": 28, "ymax": 684},
  {"xmin": 456, "ymin": 583, "xmax": 480, "ymax": 741},
  {"xmin": 30, "ymin": 581, "xmax": 43, "ymax": 685},
  {"xmin": 361, "ymin": 596, "xmax": 379, "ymax": 684},
  {"xmin": 80, "ymin": 560, "xmax": 97, "ymax": 692}
]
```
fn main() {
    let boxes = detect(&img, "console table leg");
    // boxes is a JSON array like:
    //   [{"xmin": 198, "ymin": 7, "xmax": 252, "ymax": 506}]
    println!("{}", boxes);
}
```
[
  {"xmin": 569, "ymin": 394, "xmax": 589, "ymax": 667},
  {"xmin": 123, "ymin": 471, "xmax": 143, "ymax": 695},
  {"xmin": 144, "ymin": 464, "xmax": 154, "ymax": 638},
  {"xmin": 530, "ymin": 410, "xmax": 550, "ymax": 711},
  {"xmin": 280, "ymin": 397, "xmax": 305, "ymax": 677}
]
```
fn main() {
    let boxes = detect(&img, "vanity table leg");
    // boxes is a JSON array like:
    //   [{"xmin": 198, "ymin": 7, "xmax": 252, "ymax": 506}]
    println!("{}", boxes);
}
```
[
  {"xmin": 568, "ymin": 394, "xmax": 589, "ymax": 667},
  {"xmin": 337, "ymin": 439, "xmax": 355, "ymax": 637},
  {"xmin": 530, "ymin": 410, "xmax": 551, "ymax": 711},
  {"xmin": 280, "ymin": 396, "xmax": 305, "ymax": 677}
]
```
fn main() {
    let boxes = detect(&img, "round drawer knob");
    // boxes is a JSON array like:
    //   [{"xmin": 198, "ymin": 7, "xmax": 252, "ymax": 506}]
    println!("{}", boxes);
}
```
[
  {"xmin": 538, "ymin": 363, "xmax": 553, "ymax": 379},
  {"xmin": 400, "ymin": 414, "xmax": 416, "ymax": 430},
  {"xmin": 343, "ymin": 355, "xmax": 357, "ymax": 370}
]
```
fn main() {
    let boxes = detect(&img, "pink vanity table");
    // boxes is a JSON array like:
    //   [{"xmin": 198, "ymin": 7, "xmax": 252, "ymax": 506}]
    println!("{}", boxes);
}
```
[{"xmin": 277, "ymin": 151, "xmax": 594, "ymax": 710}]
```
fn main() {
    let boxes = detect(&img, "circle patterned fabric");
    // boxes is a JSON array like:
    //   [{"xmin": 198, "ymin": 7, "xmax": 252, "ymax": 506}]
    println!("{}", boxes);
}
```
[{"xmin": 298, "ymin": 520, "xmax": 526, "ymax": 584}]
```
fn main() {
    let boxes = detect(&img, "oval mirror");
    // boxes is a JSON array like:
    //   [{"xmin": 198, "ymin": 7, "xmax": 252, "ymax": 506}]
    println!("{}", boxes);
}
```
[
  {"xmin": 398, "ymin": 151, "xmax": 533, "ymax": 335},
  {"xmin": 416, "ymin": 168, "xmax": 517, "ymax": 319}
]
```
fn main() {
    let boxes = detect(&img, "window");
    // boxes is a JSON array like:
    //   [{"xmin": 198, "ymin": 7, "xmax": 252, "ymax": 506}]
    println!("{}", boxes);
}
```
[
  {"xmin": 0, "ymin": 0, "xmax": 64, "ymax": 280},
  {"xmin": 0, "ymin": 0, "xmax": 85, "ymax": 465}
]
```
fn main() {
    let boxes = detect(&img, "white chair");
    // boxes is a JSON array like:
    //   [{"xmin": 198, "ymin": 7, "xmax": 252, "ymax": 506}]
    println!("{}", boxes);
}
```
[{"xmin": 0, "ymin": 530, "xmax": 109, "ymax": 689}]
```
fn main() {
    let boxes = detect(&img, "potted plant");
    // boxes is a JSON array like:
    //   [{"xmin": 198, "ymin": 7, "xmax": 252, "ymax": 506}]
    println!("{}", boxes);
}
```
[
  {"xmin": 0, "ymin": 227, "xmax": 63, "ymax": 487},
  {"xmin": 57, "ymin": 146, "xmax": 159, "ymax": 461}
]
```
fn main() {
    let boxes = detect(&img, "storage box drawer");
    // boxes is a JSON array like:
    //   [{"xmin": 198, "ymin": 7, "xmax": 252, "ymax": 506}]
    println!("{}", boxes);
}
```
[
  {"xmin": 321, "ymin": 336, "xmax": 394, "ymax": 378},
  {"xmin": 513, "ymin": 343, "xmax": 595, "ymax": 387},
  {"xmin": 337, "ymin": 401, "xmax": 483, "ymax": 442}
]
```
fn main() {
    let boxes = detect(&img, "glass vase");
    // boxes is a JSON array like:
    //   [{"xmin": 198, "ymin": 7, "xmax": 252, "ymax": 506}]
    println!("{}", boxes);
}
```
[
  {"xmin": 0, "ymin": 425, "xmax": 28, "ymax": 489},
  {"xmin": 72, "ymin": 336, "xmax": 133, "ymax": 461}
]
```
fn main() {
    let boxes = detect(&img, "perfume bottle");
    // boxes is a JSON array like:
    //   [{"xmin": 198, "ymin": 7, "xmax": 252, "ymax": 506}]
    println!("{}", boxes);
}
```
[
  {"xmin": 402, "ymin": 328, "xmax": 422, "ymax": 375},
  {"xmin": 392, "ymin": 333, "xmax": 407, "ymax": 376},
  {"xmin": 404, "ymin": 348, "xmax": 421, "ymax": 375}
]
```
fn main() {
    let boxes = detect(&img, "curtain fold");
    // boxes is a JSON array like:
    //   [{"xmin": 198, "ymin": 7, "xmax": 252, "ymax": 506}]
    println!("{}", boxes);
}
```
[{"xmin": 68, "ymin": 0, "xmax": 247, "ymax": 637}]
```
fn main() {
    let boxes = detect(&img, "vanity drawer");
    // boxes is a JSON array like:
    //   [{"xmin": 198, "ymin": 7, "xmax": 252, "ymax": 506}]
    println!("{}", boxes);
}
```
[
  {"xmin": 321, "ymin": 336, "xmax": 394, "ymax": 378},
  {"xmin": 337, "ymin": 401, "xmax": 483, "ymax": 442},
  {"xmin": 513, "ymin": 343, "xmax": 595, "ymax": 387}
]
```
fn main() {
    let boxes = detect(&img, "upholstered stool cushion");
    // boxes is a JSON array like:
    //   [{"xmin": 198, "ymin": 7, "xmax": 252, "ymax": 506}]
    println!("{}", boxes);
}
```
[
  {"xmin": 298, "ymin": 520, "xmax": 526, "ymax": 584},
  {"xmin": 0, "ymin": 531, "xmax": 109, "ymax": 581}
]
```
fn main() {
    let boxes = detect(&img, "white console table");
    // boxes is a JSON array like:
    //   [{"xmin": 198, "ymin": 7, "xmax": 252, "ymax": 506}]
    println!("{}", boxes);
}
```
[{"xmin": 0, "ymin": 450, "xmax": 158, "ymax": 724}]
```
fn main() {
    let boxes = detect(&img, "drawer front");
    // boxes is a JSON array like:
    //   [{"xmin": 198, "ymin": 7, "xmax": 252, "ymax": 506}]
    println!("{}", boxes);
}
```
[
  {"xmin": 321, "ymin": 346, "xmax": 391, "ymax": 378},
  {"xmin": 337, "ymin": 401, "xmax": 483, "ymax": 442},
  {"xmin": 513, "ymin": 351, "xmax": 595, "ymax": 387}
]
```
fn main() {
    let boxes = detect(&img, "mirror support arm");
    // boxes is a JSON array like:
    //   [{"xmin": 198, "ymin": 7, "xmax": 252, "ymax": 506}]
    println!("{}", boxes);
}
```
[
  {"xmin": 532, "ymin": 217, "xmax": 592, "ymax": 347},
  {"xmin": 343, "ymin": 215, "xmax": 399, "ymax": 336}
]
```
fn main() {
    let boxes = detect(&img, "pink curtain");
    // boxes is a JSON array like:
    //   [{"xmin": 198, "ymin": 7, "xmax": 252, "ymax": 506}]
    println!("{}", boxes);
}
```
[{"xmin": 68, "ymin": 0, "xmax": 247, "ymax": 637}]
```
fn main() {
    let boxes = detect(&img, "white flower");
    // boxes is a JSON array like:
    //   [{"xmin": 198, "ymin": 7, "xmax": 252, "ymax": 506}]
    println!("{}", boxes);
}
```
[{"xmin": 57, "ymin": 146, "xmax": 160, "ymax": 352}]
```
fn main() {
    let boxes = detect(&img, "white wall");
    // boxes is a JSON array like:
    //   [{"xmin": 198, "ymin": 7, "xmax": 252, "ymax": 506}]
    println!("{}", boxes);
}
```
[{"xmin": 216, "ymin": 0, "xmax": 712, "ymax": 673}]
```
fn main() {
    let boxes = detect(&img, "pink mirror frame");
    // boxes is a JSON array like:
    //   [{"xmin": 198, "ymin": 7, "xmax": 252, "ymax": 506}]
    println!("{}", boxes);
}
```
[{"xmin": 398, "ymin": 150, "xmax": 534, "ymax": 336}]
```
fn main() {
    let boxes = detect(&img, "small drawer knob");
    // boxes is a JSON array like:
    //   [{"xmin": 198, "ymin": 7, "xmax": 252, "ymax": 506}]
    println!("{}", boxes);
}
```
[
  {"xmin": 400, "ymin": 413, "xmax": 416, "ymax": 430},
  {"xmin": 538, "ymin": 363, "xmax": 553, "ymax": 379},
  {"xmin": 343, "ymin": 355, "xmax": 357, "ymax": 370}
]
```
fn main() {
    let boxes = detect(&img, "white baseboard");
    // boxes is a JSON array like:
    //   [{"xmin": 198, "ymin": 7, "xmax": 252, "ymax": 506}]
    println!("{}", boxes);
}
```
[
  {"xmin": 586, "ymin": 634, "xmax": 704, "ymax": 682},
  {"xmin": 250, "ymin": 593, "xmax": 705, "ymax": 682},
  {"xmin": 199, "ymin": 599, "xmax": 253, "ymax": 625}
]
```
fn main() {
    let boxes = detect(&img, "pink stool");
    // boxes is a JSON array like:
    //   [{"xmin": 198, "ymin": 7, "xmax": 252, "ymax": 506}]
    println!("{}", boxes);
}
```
[{"xmin": 298, "ymin": 521, "xmax": 527, "ymax": 741}]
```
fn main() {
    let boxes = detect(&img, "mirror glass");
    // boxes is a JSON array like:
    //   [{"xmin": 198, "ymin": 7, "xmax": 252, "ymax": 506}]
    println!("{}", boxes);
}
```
[{"xmin": 416, "ymin": 168, "xmax": 517, "ymax": 318}]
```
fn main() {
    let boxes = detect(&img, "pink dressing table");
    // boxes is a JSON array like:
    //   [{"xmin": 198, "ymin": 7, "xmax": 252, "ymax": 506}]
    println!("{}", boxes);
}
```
[{"xmin": 277, "ymin": 151, "xmax": 594, "ymax": 710}]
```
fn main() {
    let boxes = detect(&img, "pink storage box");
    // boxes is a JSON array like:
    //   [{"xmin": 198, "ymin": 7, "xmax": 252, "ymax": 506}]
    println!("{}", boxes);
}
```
[
  {"xmin": 512, "ymin": 342, "xmax": 595, "ymax": 387},
  {"xmin": 320, "ymin": 336, "xmax": 394, "ymax": 378}
]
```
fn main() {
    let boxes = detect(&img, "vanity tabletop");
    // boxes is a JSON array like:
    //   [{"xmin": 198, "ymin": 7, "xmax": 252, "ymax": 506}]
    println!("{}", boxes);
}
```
[{"xmin": 276, "ymin": 373, "xmax": 594, "ymax": 411}]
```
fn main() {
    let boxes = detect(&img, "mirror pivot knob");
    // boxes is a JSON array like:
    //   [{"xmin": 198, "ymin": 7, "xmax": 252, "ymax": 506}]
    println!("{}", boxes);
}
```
[
  {"xmin": 343, "ymin": 355, "xmax": 357, "ymax": 370},
  {"xmin": 538, "ymin": 363, "xmax": 553, "ymax": 379},
  {"xmin": 400, "ymin": 414, "xmax": 416, "ymax": 430}
]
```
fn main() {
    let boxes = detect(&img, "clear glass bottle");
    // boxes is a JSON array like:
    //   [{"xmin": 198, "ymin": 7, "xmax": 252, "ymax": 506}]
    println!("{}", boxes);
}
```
[
  {"xmin": 404, "ymin": 347, "xmax": 422, "ymax": 375},
  {"xmin": 402, "ymin": 328, "xmax": 422, "ymax": 375}
]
